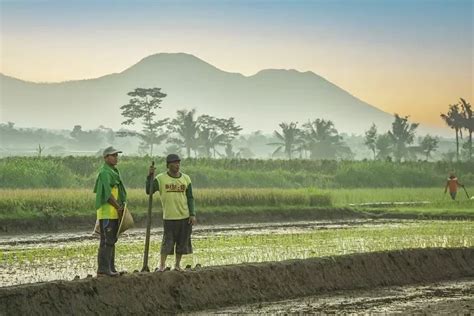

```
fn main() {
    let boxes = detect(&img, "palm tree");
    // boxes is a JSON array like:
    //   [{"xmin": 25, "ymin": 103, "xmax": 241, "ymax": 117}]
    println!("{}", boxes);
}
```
[
  {"xmin": 267, "ymin": 122, "xmax": 301, "ymax": 159},
  {"xmin": 168, "ymin": 109, "xmax": 199, "ymax": 157},
  {"xmin": 302, "ymin": 119, "xmax": 351, "ymax": 160},
  {"xmin": 388, "ymin": 114, "xmax": 419, "ymax": 162},
  {"xmin": 459, "ymin": 98, "xmax": 473, "ymax": 160},
  {"xmin": 440, "ymin": 103, "xmax": 463, "ymax": 161},
  {"xmin": 197, "ymin": 126, "xmax": 227, "ymax": 157}
]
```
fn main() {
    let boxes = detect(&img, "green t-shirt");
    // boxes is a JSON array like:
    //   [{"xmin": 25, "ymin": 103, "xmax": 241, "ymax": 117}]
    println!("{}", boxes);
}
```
[
  {"xmin": 147, "ymin": 172, "xmax": 195, "ymax": 220},
  {"xmin": 93, "ymin": 163, "xmax": 127, "ymax": 220}
]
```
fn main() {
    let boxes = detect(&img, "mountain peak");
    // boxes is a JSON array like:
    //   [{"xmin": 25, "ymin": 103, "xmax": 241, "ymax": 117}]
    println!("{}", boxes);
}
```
[{"xmin": 123, "ymin": 52, "xmax": 219, "ymax": 74}]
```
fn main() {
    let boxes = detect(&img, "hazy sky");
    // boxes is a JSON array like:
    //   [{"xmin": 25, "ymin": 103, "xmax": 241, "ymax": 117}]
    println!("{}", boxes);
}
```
[{"xmin": 1, "ymin": 0, "xmax": 472, "ymax": 128}]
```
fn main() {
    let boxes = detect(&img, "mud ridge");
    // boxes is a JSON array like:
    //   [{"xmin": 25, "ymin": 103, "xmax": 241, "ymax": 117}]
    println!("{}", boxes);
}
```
[
  {"xmin": 2, "ymin": 207, "xmax": 472, "ymax": 235},
  {"xmin": 1, "ymin": 247, "xmax": 473, "ymax": 315}
]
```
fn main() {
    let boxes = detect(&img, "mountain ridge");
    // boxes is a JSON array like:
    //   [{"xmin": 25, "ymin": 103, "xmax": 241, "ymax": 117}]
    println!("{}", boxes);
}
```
[{"xmin": 0, "ymin": 52, "xmax": 445, "ymax": 135}]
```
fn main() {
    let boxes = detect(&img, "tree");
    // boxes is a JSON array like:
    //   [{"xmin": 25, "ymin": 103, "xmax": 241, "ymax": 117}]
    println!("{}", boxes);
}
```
[
  {"xmin": 459, "ymin": 98, "xmax": 473, "ymax": 160},
  {"xmin": 375, "ymin": 133, "xmax": 392, "ymax": 160},
  {"xmin": 440, "ymin": 103, "xmax": 464, "ymax": 161},
  {"xmin": 37, "ymin": 144, "xmax": 44, "ymax": 157},
  {"xmin": 118, "ymin": 88, "xmax": 169, "ymax": 156},
  {"xmin": 302, "ymin": 119, "xmax": 352, "ymax": 160},
  {"xmin": 168, "ymin": 109, "xmax": 199, "ymax": 158},
  {"xmin": 267, "ymin": 122, "xmax": 301, "ymax": 159},
  {"xmin": 419, "ymin": 135, "xmax": 439, "ymax": 160},
  {"xmin": 364, "ymin": 124, "xmax": 378, "ymax": 160},
  {"xmin": 196, "ymin": 124, "xmax": 226, "ymax": 158},
  {"xmin": 70, "ymin": 125, "xmax": 103, "ymax": 148},
  {"xmin": 388, "ymin": 114, "xmax": 419, "ymax": 162},
  {"xmin": 196, "ymin": 115, "xmax": 241, "ymax": 158},
  {"xmin": 215, "ymin": 117, "xmax": 242, "ymax": 148}
]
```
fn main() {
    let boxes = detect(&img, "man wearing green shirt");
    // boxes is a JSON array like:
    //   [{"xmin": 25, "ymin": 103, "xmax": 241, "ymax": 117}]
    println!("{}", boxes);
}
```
[
  {"xmin": 93, "ymin": 146, "xmax": 127, "ymax": 277},
  {"xmin": 146, "ymin": 154, "xmax": 196, "ymax": 272}
]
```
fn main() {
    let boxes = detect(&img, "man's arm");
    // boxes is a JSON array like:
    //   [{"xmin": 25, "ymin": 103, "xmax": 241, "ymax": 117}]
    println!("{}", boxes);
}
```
[
  {"xmin": 186, "ymin": 183, "xmax": 196, "ymax": 225},
  {"xmin": 186, "ymin": 183, "xmax": 195, "ymax": 216},
  {"xmin": 108, "ymin": 196, "xmax": 124, "ymax": 217},
  {"xmin": 145, "ymin": 176, "xmax": 159, "ymax": 195}
]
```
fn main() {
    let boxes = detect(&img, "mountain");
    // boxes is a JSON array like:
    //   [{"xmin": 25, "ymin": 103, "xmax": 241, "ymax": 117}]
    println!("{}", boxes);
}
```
[{"xmin": 0, "ymin": 53, "xmax": 426, "ymax": 135}]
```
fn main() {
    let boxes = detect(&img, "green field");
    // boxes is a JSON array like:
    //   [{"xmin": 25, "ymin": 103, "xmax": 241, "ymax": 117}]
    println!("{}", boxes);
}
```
[
  {"xmin": 1, "ymin": 187, "xmax": 472, "ymax": 222},
  {"xmin": 1, "ymin": 156, "xmax": 473, "ymax": 189}
]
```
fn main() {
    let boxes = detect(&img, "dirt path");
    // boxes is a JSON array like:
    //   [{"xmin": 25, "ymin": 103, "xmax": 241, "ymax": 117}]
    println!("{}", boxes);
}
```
[{"xmin": 1, "ymin": 248, "xmax": 472, "ymax": 315}]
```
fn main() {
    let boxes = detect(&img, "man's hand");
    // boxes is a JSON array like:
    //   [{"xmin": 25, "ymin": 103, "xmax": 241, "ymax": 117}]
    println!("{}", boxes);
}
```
[
  {"xmin": 116, "ymin": 205, "xmax": 124, "ymax": 218},
  {"xmin": 188, "ymin": 216, "xmax": 197, "ymax": 225},
  {"xmin": 148, "ymin": 165, "xmax": 156, "ymax": 176}
]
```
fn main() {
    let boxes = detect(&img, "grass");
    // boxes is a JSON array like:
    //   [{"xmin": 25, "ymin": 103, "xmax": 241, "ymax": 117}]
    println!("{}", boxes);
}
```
[
  {"xmin": 1, "ymin": 220, "xmax": 472, "ymax": 286},
  {"xmin": 1, "ymin": 156, "xmax": 473, "ymax": 189},
  {"xmin": 0, "ymin": 187, "xmax": 472, "ymax": 221},
  {"xmin": 0, "ymin": 188, "xmax": 331, "ymax": 220}
]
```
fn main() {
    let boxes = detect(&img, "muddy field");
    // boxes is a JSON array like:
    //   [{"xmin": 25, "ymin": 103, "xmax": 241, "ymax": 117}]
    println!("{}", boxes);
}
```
[
  {"xmin": 1, "ymin": 219, "xmax": 473, "ymax": 314},
  {"xmin": 0, "ymin": 248, "xmax": 472, "ymax": 315},
  {"xmin": 1, "ymin": 219, "xmax": 472, "ymax": 286},
  {"xmin": 205, "ymin": 278, "xmax": 474, "ymax": 314}
]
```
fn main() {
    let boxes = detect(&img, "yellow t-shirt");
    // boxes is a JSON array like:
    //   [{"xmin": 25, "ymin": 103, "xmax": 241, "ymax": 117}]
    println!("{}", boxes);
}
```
[
  {"xmin": 157, "ymin": 172, "xmax": 192, "ymax": 220},
  {"xmin": 96, "ymin": 186, "xmax": 119, "ymax": 219}
]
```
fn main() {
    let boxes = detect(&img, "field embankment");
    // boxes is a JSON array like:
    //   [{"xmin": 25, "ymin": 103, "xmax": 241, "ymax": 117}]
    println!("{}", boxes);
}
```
[
  {"xmin": 1, "ymin": 247, "xmax": 472, "ymax": 315},
  {"xmin": 1, "ymin": 187, "xmax": 473, "ymax": 233}
]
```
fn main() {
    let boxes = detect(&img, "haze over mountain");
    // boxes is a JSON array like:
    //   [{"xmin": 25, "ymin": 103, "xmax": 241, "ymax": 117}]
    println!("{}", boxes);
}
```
[{"xmin": 0, "ymin": 53, "xmax": 446, "ymax": 135}]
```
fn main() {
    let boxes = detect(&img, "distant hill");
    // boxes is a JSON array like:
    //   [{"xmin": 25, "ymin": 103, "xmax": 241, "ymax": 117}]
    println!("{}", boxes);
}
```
[{"xmin": 0, "ymin": 53, "xmax": 439, "ymax": 135}]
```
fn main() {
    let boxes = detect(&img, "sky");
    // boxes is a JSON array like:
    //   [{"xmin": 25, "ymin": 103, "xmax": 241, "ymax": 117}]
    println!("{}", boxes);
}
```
[{"xmin": 0, "ymin": 0, "xmax": 472, "ymax": 128}]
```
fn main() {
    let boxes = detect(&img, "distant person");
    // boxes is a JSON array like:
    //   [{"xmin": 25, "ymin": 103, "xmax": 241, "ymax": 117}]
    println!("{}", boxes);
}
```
[
  {"xmin": 444, "ymin": 173, "xmax": 464, "ymax": 200},
  {"xmin": 146, "ymin": 154, "xmax": 196, "ymax": 272},
  {"xmin": 93, "ymin": 146, "xmax": 127, "ymax": 277}
]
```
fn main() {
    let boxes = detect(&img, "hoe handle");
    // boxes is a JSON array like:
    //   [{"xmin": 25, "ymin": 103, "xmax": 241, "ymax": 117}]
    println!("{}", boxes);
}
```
[{"xmin": 141, "ymin": 161, "xmax": 155, "ymax": 272}]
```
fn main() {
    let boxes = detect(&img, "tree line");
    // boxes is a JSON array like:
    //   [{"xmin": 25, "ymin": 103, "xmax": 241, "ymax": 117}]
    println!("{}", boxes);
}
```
[
  {"xmin": 440, "ymin": 98, "xmax": 473, "ymax": 161},
  {"xmin": 1, "ymin": 86, "xmax": 471, "ymax": 161}
]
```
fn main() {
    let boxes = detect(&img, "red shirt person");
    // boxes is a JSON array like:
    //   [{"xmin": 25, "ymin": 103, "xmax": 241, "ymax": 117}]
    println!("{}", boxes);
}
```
[{"xmin": 444, "ymin": 174, "xmax": 464, "ymax": 200}]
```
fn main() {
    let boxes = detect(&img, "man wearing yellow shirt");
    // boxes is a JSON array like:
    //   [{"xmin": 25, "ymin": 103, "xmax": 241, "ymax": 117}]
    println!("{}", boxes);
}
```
[
  {"xmin": 93, "ymin": 146, "xmax": 127, "ymax": 277},
  {"xmin": 146, "ymin": 154, "xmax": 196, "ymax": 271}
]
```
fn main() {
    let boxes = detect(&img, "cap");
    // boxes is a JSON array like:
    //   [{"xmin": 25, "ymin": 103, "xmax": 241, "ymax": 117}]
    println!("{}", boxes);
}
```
[
  {"xmin": 103, "ymin": 146, "xmax": 122, "ymax": 157},
  {"xmin": 166, "ymin": 154, "xmax": 181, "ymax": 163}
]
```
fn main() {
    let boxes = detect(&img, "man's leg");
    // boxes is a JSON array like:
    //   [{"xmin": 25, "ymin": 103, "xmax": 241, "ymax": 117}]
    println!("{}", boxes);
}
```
[
  {"xmin": 175, "ymin": 218, "xmax": 193, "ymax": 271},
  {"xmin": 158, "ymin": 220, "xmax": 175, "ymax": 271},
  {"xmin": 98, "ymin": 219, "xmax": 119, "ymax": 277},
  {"xmin": 159, "ymin": 254, "xmax": 168, "ymax": 271},
  {"xmin": 175, "ymin": 254, "xmax": 182, "ymax": 270},
  {"xmin": 97, "ymin": 220, "xmax": 109, "ymax": 274},
  {"xmin": 450, "ymin": 192, "xmax": 457, "ymax": 200},
  {"xmin": 110, "ymin": 246, "xmax": 116, "ymax": 273}
]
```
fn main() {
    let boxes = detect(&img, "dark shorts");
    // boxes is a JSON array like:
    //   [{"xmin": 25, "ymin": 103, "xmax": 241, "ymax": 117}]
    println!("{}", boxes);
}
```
[
  {"xmin": 450, "ymin": 191, "xmax": 457, "ymax": 200},
  {"xmin": 161, "ymin": 218, "xmax": 193, "ymax": 255}
]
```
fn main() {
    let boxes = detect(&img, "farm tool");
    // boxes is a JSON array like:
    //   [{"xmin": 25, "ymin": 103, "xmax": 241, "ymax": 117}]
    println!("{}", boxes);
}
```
[
  {"xmin": 141, "ymin": 161, "xmax": 155, "ymax": 272},
  {"xmin": 462, "ymin": 186, "xmax": 471, "ymax": 199}
]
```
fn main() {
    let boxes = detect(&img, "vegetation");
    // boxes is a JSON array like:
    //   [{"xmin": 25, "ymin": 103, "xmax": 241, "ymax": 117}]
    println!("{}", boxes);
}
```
[
  {"xmin": 1, "ymin": 187, "xmax": 472, "ymax": 222},
  {"xmin": 440, "ymin": 98, "xmax": 473, "ymax": 160},
  {"xmin": 118, "ymin": 88, "xmax": 169, "ymax": 155},
  {"xmin": 1, "ymin": 156, "xmax": 472, "ymax": 190}
]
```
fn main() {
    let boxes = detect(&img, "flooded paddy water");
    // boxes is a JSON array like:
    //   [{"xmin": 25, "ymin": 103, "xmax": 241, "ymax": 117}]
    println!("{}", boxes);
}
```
[
  {"xmin": 1, "ymin": 219, "xmax": 472, "ymax": 287},
  {"xmin": 203, "ymin": 278, "xmax": 474, "ymax": 315}
]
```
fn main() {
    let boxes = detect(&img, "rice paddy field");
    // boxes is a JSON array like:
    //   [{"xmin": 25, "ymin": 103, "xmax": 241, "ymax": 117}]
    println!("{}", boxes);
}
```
[
  {"xmin": 0, "ymin": 187, "xmax": 473, "ymax": 221},
  {"xmin": 0, "ymin": 219, "xmax": 472, "ymax": 287}
]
